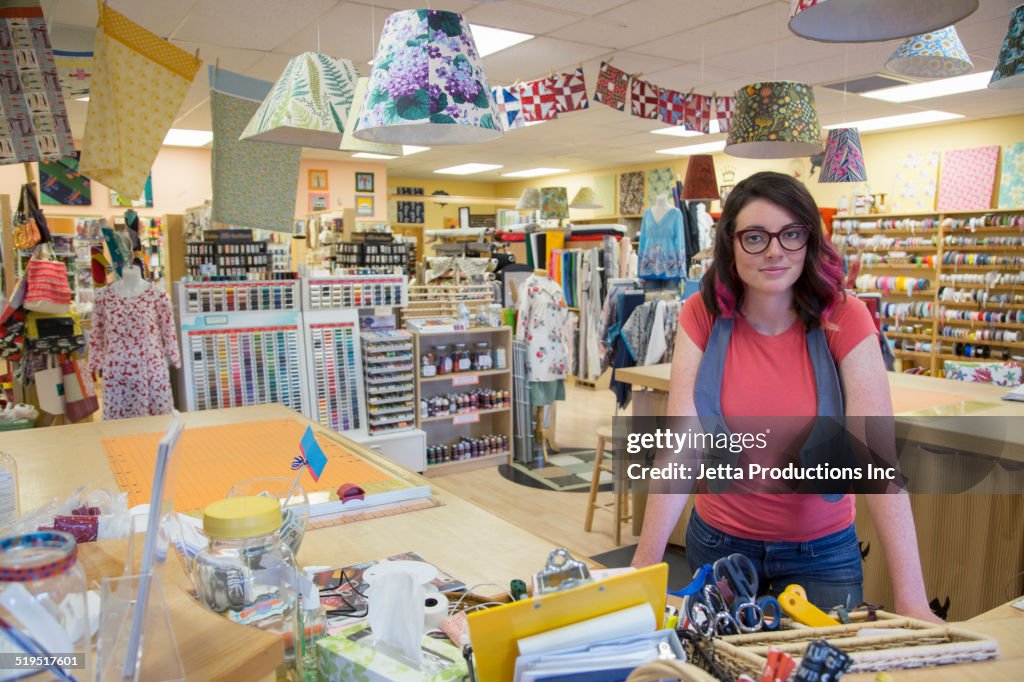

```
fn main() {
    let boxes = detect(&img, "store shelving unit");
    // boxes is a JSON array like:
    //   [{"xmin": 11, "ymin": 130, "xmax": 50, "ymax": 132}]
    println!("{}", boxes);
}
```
[
  {"xmin": 362, "ymin": 330, "xmax": 416, "ymax": 437},
  {"xmin": 833, "ymin": 208, "xmax": 1024, "ymax": 376},
  {"xmin": 411, "ymin": 326, "xmax": 513, "ymax": 477}
]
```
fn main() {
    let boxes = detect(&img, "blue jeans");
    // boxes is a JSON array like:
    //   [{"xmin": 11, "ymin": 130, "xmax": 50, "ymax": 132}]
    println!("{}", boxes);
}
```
[{"xmin": 685, "ymin": 508, "xmax": 864, "ymax": 610}]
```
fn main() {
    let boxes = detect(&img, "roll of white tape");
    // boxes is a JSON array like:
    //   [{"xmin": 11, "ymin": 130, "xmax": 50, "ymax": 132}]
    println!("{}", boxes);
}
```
[{"xmin": 424, "ymin": 593, "xmax": 449, "ymax": 631}]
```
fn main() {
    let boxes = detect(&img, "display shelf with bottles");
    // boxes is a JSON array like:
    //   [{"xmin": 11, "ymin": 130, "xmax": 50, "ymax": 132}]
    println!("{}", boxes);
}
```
[
  {"xmin": 411, "ymin": 326, "xmax": 513, "ymax": 477},
  {"xmin": 833, "ymin": 210, "xmax": 1024, "ymax": 377},
  {"xmin": 362, "ymin": 330, "xmax": 416, "ymax": 436}
]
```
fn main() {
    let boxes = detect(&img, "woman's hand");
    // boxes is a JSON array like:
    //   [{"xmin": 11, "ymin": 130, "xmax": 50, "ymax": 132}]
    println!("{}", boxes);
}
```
[{"xmin": 896, "ymin": 600, "xmax": 945, "ymax": 625}]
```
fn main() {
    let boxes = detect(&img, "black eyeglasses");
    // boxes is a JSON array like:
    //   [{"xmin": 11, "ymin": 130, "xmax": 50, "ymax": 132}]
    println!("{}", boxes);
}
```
[{"xmin": 734, "ymin": 226, "xmax": 811, "ymax": 254}]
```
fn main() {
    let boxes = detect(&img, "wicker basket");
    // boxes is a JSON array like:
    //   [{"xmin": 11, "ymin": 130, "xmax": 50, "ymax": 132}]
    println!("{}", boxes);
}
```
[{"xmin": 689, "ymin": 611, "xmax": 999, "ymax": 677}]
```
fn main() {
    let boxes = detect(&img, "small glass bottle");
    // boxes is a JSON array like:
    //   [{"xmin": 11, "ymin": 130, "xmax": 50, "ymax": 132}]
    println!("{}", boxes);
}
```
[
  {"xmin": 433, "ymin": 345, "xmax": 452, "ymax": 375},
  {"xmin": 453, "ymin": 343, "xmax": 471, "ymax": 372}
]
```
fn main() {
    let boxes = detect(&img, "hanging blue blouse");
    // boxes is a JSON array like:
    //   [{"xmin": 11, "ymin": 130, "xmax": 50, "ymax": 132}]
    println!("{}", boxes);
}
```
[{"xmin": 637, "ymin": 207, "xmax": 686, "ymax": 280}]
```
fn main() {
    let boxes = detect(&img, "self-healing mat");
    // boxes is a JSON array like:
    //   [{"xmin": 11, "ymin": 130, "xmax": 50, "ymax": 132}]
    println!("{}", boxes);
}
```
[
  {"xmin": 102, "ymin": 419, "xmax": 402, "ymax": 513},
  {"xmin": 211, "ymin": 66, "xmax": 301, "ymax": 233},
  {"xmin": 79, "ymin": 1, "xmax": 200, "ymax": 199},
  {"xmin": 0, "ymin": 1, "xmax": 75, "ymax": 164}
]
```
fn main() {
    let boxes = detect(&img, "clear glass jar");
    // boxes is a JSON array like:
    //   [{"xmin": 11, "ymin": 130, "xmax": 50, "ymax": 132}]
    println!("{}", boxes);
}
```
[
  {"xmin": 473, "ymin": 342, "xmax": 493, "ymax": 371},
  {"xmin": 0, "ymin": 531, "xmax": 90, "ymax": 668},
  {"xmin": 192, "ymin": 497, "xmax": 299, "ymax": 666},
  {"xmin": 433, "ymin": 345, "xmax": 452, "ymax": 375},
  {"xmin": 0, "ymin": 450, "xmax": 19, "ymax": 530},
  {"xmin": 227, "ymin": 478, "xmax": 309, "ymax": 558},
  {"xmin": 420, "ymin": 352, "xmax": 436, "ymax": 377},
  {"xmin": 453, "ymin": 343, "xmax": 471, "ymax": 372}
]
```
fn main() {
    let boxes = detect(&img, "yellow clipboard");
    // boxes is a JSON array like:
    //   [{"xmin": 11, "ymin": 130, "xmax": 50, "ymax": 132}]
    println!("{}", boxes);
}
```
[{"xmin": 466, "ymin": 564, "xmax": 668, "ymax": 682}]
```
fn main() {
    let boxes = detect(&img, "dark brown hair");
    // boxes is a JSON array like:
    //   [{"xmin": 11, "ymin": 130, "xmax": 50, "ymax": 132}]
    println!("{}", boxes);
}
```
[{"xmin": 701, "ymin": 171, "xmax": 845, "ymax": 329}]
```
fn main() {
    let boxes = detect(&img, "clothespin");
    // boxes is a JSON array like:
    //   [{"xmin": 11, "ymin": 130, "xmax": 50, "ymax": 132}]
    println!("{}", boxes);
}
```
[
  {"xmin": 194, "ymin": 48, "xmax": 200, "ymax": 63},
  {"xmin": 215, "ymin": 57, "xmax": 220, "ymax": 75}
]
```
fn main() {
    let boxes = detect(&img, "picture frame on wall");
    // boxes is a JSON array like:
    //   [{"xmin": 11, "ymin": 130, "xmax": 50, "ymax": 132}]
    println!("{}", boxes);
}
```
[
  {"xmin": 356, "ymin": 195, "xmax": 374, "ymax": 216},
  {"xmin": 309, "ymin": 192, "xmax": 329, "ymax": 212},
  {"xmin": 355, "ymin": 172, "xmax": 374, "ymax": 192},
  {"xmin": 719, "ymin": 184, "xmax": 734, "ymax": 203},
  {"xmin": 458, "ymin": 206, "xmax": 470, "ymax": 229},
  {"xmin": 309, "ymin": 169, "xmax": 328, "ymax": 191}
]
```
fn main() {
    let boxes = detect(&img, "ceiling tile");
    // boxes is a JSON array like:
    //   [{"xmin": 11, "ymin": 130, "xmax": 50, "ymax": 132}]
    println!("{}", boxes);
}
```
[
  {"xmin": 463, "ymin": 2, "xmax": 579, "ymax": 34},
  {"xmin": 273, "ymin": 3, "xmax": 382, "ymax": 63},
  {"xmin": 175, "ymin": 0, "xmax": 336, "ymax": 51},
  {"xmin": 50, "ymin": 0, "xmax": 193, "ymax": 36},
  {"xmin": 525, "ymin": 0, "xmax": 632, "ymax": 16},
  {"xmin": 481, "ymin": 38, "xmax": 607, "ymax": 83}
]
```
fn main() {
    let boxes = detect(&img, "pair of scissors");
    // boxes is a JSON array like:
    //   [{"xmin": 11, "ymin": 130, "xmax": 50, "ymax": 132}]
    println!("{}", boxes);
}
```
[
  {"xmin": 684, "ymin": 583, "xmax": 739, "ymax": 637},
  {"xmin": 712, "ymin": 553, "xmax": 782, "ymax": 632}
]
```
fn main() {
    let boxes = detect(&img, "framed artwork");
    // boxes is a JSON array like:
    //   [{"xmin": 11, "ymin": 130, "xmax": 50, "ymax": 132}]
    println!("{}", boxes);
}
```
[
  {"xmin": 355, "ymin": 172, "xmax": 374, "ymax": 192},
  {"xmin": 719, "ymin": 185, "xmax": 734, "ymax": 203},
  {"xmin": 308, "ymin": 169, "xmax": 328, "ymax": 191},
  {"xmin": 309, "ymin": 192, "xmax": 329, "ymax": 212},
  {"xmin": 110, "ymin": 173, "xmax": 153, "ymax": 208},
  {"xmin": 355, "ymin": 195, "xmax": 374, "ymax": 216},
  {"xmin": 40, "ymin": 152, "xmax": 91, "ymax": 206},
  {"xmin": 458, "ymin": 206, "xmax": 471, "ymax": 228}
]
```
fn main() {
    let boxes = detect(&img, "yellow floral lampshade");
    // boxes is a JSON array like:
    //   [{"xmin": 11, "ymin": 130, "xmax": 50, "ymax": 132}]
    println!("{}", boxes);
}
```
[
  {"xmin": 516, "ymin": 187, "xmax": 541, "ymax": 210},
  {"xmin": 570, "ymin": 187, "xmax": 602, "ymax": 209}
]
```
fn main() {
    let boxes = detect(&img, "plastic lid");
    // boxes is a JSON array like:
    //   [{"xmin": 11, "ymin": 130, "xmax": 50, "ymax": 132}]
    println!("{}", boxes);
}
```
[{"xmin": 203, "ymin": 496, "xmax": 282, "ymax": 540}]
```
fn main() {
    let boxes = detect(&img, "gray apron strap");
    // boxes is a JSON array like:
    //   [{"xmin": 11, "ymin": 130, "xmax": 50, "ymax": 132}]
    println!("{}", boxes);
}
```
[{"xmin": 694, "ymin": 317, "xmax": 849, "ymax": 500}]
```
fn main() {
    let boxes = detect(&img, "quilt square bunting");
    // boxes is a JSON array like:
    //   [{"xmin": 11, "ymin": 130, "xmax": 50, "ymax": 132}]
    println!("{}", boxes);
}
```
[
  {"xmin": 551, "ymin": 67, "xmax": 589, "ymax": 113},
  {"xmin": 515, "ymin": 77, "xmax": 558, "ymax": 122},
  {"xmin": 630, "ymin": 78, "xmax": 660, "ymax": 120},
  {"xmin": 491, "ymin": 85, "xmax": 524, "ymax": 131},
  {"xmin": 594, "ymin": 61, "xmax": 628, "ymax": 111},
  {"xmin": 658, "ymin": 88, "xmax": 686, "ymax": 126},
  {"xmin": 712, "ymin": 95, "xmax": 735, "ymax": 133}
]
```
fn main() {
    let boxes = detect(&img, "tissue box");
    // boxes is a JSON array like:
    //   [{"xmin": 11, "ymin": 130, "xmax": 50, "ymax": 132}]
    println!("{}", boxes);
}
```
[{"xmin": 317, "ymin": 622, "xmax": 468, "ymax": 682}]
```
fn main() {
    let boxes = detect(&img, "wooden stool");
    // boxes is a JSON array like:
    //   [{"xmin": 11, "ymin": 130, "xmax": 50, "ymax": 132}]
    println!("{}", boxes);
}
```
[{"xmin": 584, "ymin": 425, "xmax": 632, "ymax": 545}]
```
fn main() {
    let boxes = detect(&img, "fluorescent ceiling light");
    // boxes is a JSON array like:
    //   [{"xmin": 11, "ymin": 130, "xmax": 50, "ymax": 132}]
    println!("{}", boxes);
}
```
[
  {"xmin": 651, "ymin": 126, "xmax": 704, "ymax": 138},
  {"xmin": 434, "ymin": 163, "xmax": 503, "ymax": 175},
  {"xmin": 861, "ymin": 71, "xmax": 993, "ymax": 103},
  {"xmin": 825, "ymin": 110, "xmax": 963, "ymax": 133},
  {"xmin": 469, "ymin": 24, "xmax": 533, "ymax": 58},
  {"xmin": 75, "ymin": 96, "xmax": 89, "ymax": 102},
  {"xmin": 524, "ymin": 120, "xmax": 547, "ymax": 127},
  {"xmin": 501, "ymin": 167, "xmax": 570, "ymax": 178},
  {"xmin": 402, "ymin": 145, "xmax": 430, "ymax": 155},
  {"xmin": 163, "ymin": 128, "xmax": 213, "ymax": 147},
  {"xmin": 656, "ymin": 140, "xmax": 727, "ymax": 156},
  {"xmin": 352, "ymin": 152, "xmax": 399, "ymax": 159}
]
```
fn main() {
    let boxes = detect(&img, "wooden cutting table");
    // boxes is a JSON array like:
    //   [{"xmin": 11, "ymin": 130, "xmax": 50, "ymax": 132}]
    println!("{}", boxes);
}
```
[
  {"xmin": 4, "ymin": 401, "xmax": 1022, "ymax": 679},
  {"xmin": 1, "ymin": 404, "xmax": 582, "ymax": 681}
]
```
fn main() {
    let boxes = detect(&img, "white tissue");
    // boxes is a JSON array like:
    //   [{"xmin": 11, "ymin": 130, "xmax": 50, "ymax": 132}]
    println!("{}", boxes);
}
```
[{"xmin": 368, "ymin": 569, "xmax": 425, "ymax": 669}]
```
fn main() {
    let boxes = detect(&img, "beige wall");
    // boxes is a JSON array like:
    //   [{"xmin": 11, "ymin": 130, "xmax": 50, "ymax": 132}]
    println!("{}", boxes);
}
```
[
  {"xmin": 499, "ymin": 113, "xmax": 1024, "ymax": 215},
  {"xmin": 386, "ymin": 177, "xmax": 502, "ymax": 227},
  {"xmin": 0, "ymin": 145, "xmax": 390, "ymax": 226}
]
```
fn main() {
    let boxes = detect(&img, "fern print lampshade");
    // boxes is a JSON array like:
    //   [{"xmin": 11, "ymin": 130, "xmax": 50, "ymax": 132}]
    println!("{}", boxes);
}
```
[
  {"xmin": 355, "ymin": 9, "xmax": 502, "ymax": 145},
  {"xmin": 241, "ymin": 52, "xmax": 359, "ymax": 149}
]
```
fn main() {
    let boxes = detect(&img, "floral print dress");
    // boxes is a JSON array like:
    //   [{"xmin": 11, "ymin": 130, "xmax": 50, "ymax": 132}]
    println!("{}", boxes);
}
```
[
  {"xmin": 515, "ymin": 274, "xmax": 570, "ymax": 383},
  {"xmin": 88, "ymin": 285, "xmax": 181, "ymax": 420}
]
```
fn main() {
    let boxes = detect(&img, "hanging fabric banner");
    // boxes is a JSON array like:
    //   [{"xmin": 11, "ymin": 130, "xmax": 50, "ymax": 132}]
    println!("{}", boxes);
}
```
[
  {"xmin": 594, "ymin": 61, "xmax": 628, "ymax": 111},
  {"xmin": 712, "ymin": 94, "xmax": 735, "ymax": 133},
  {"xmin": 629, "ymin": 77, "xmax": 660, "ymax": 120},
  {"xmin": 551, "ymin": 67, "xmax": 589, "ymax": 113},
  {"xmin": 515, "ymin": 77, "xmax": 558, "ymax": 122},
  {"xmin": 53, "ymin": 48, "xmax": 92, "ymax": 100},
  {"xmin": 491, "ymin": 85, "xmax": 524, "ymax": 131},
  {"xmin": 0, "ymin": 1, "xmax": 76, "ymax": 164},
  {"xmin": 682, "ymin": 93, "xmax": 711, "ymax": 134},
  {"xmin": 210, "ymin": 66, "xmax": 301, "ymax": 233},
  {"xmin": 79, "ymin": 2, "xmax": 200, "ymax": 198},
  {"xmin": 657, "ymin": 88, "xmax": 686, "ymax": 126}
]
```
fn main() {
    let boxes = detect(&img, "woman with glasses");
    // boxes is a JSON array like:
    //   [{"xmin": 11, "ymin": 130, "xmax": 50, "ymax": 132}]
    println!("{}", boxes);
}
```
[{"xmin": 632, "ymin": 171, "xmax": 939, "ymax": 623}]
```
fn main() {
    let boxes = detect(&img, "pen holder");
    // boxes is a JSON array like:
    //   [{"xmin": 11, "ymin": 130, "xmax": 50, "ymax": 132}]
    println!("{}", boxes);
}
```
[{"xmin": 97, "ymin": 572, "xmax": 183, "ymax": 682}]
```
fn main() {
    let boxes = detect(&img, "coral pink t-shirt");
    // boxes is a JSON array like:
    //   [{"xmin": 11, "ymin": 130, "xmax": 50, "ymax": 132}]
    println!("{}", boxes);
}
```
[{"xmin": 679, "ymin": 292, "xmax": 878, "ymax": 542}]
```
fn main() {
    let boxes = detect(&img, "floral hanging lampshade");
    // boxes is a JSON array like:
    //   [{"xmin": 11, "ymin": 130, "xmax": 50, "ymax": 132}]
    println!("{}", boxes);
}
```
[
  {"xmin": 818, "ymin": 128, "xmax": 867, "ymax": 183},
  {"xmin": 886, "ymin": 27, "xmax": 973, "ymax": 78},
  {"xmin": 681, "ymin": 155, "xmax": 720, "ymax": 201},
  {"xmin": 989, "ymin": 4, "xmax": 1024, "ymax": 89},
  {"xmin": 570, "ymin": 187, "xmax": 602, "ymax": 209},
  {"xmin": 355, "ymin": 9, "xmax": 502, "ymax": 145},
  {"xmin": 789, "ymin": 0, "xmax": 979, "ymax": 43},
  {"xmin": 516, "ymin": 187, "xmax": 540, "ymax": 211},
  {"xmin": 241, "ymin": 52, "xmax": 359, "ymax": 149},
  {"xmin": 725, "ymin": 82, "xmax": 822, "ymax": 159},
  {"xmin": 340, "ymin": 77, "xmax": 403, "ymax": 155}
]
